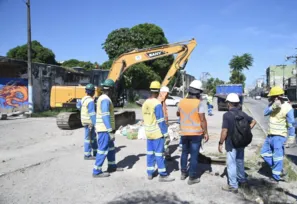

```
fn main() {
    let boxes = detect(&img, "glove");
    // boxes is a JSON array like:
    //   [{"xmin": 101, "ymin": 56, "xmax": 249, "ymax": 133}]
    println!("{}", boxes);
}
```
[
  {"xmin": 164, "ymin": 135, "xmax": 170, "ymax": 149},
  {"xmin": 272, "ymin": 99, "xmax": 281, "ymax": 110}
]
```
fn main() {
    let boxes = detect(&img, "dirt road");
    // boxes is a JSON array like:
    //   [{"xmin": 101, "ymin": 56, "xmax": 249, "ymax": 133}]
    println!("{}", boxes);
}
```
[{"xmin": 0, "ymin": 105, "xmax": 268, "ymax": 204}]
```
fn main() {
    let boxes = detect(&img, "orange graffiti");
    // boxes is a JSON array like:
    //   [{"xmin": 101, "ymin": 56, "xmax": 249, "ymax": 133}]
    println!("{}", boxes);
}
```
[{"xmin": 0, "ymin": 84, "xmax": 28, "ymax": 107}]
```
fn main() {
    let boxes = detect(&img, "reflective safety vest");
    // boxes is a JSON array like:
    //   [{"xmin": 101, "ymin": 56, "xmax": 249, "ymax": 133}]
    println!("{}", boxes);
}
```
[
  {"xmin": 80, "ymin": 96, "xmax": 94, "ymax": 126},
  {"xmin": 207, "ymin": 96, "xmax": 213, "ymax": 105},
  {"xmin": 158, "ymin": 92, "xmax": 169, "ymax": 125},
  {"xmin": 142, "ymin": 98, "xmax": 163, "ymax": 140},
  {"xmin": 179, "ymin": 98, "xmax": 203, "ymax": 136},
  {"xmin": 95, "ymin": 94, "xmax": 115, "ymax": 132},
  {"xmin": 268, "ymin": 102, "xmax": 292, "ymax": 137}
]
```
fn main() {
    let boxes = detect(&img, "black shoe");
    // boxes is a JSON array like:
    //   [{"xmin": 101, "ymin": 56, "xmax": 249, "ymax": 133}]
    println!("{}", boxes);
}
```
[{"xmin": 107, "ymin": 167, "xmax": 124, "ymax": 173}]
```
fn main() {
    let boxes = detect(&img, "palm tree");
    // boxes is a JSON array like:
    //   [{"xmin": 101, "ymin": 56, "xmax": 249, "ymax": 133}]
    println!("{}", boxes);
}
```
[{"xmin": 229, "ymin": 53, "xmax": 253, "ymax": 83}]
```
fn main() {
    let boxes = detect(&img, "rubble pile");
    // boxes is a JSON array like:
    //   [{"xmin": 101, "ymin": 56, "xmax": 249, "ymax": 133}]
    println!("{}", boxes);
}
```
[{"xmin": 115, "ymin": 121, "xmax": 180, "ymax": 141}]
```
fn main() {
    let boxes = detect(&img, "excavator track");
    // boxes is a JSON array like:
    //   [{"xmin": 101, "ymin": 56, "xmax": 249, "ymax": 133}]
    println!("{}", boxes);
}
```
[
  {"xmin": 56, "ymin": 112, "xmax": 82, "ymax": 130},
  {"xmin": 56, "ymin": 111, "xmax": 136, "ymax": 130}
]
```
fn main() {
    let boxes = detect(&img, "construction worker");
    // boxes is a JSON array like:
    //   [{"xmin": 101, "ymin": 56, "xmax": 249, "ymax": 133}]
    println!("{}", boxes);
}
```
[
  {"xmin": 207, "ymin": 94, "xmax": 214, "ymax": 116},
  {"xmin": 261, "ymin": 86, "xmax": 295, "ymax": 183},
  {"xmin": 158, "ymin": 86, "xmax": 172, "ymax": 160},
  {"xmin": 177, "ymin": 80, "xmax": 209, "ymax": 185},
  {"xmin": 93, "ymin": 79, "xmax": 123, "ymax": 178},
  {"xmin": 76, "ymin": 84, "xmax": 98, "ymax": 160},
  {"xmin": 219, "ymin": 93, "xmax": 256, "ymax": 193},
  {"xmin": 142, "ymin": 81, "xmax": 175, "ymax": 182}
]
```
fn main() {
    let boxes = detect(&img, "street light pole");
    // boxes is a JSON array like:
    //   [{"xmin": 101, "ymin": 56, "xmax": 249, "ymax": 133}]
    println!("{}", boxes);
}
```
[{"xmin": 26, "ymin": 0, "xmax": 33, "ymax": 113}]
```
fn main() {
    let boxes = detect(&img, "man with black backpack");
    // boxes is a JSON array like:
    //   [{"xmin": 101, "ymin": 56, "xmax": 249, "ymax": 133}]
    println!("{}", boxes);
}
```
[{"xmin": 218, "ymin": 93, "xmax": 256, "ymax": 193}]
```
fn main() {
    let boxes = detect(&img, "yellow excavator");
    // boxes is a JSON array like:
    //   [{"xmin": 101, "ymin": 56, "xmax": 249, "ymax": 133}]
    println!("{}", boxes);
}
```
[{"xmin": 50, "ymin": 38, "xmax": 197, "ymax": 129}]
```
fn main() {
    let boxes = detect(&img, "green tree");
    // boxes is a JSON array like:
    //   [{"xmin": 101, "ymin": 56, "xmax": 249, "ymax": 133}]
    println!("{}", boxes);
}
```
[
  {"xmin": 206, "ymin": 77, "xmax": 225, "ymax": 95},
  {"xmin": 101, "ymin": 23, "xmax": 174, "ymax": 89},
  {"xmin": 229, "ymin": 53, "xmax": 253, "ymax": 88},
  {"xmin": 229, "ymin": 53, "xmax": 253, "ymax": 73},
  {"xmin": 7, "ymin": 40, "xmax": 56, "ymax": 64},
  {"xmin": 62, "ymin": 59, "xmax": 94, "ymax": 71},
  {"xmin": 229, "ymin": 71, "xmax": 246, "ymax": 88}
]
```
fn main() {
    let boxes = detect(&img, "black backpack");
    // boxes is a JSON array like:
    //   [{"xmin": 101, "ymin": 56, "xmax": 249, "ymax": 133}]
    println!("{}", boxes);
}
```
[{"xmin": 229, "ymin": 110, "xmax": 253, "ymax": 148}]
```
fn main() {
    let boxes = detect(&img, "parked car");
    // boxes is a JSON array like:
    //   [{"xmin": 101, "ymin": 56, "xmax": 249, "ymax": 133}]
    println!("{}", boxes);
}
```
[
  {"xmin": 201, "ymin": 94, "xmax": 208, "ymax": 100},
  {"xmin": 165, "ymin": 95, "xmax": 182, "ymax": 106},
  {"xmin": 255, "ymin": 96, "xmax": 261, "ymax": 100}
]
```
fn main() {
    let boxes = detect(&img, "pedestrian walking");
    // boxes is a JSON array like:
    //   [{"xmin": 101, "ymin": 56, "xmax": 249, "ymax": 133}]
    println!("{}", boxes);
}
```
[
  {"xmin": 219, "ymin": 93, "xmax": 256, "ymax": 193},
  {"xmin": 142, "ymin": 81, "xmax": 175, "ymax": 182},
  {"xmin": 76, "ymin": 84, "xmax": 98, "ymax": 160},
  {"xmin": 178, "ymin": 80, "xmax": 209, "ymax": 185},
  {"xmin": 93, "ymin": 79, "xmax": 123, "ymax": 178},
  {"xmin": 261, "ymin": 86, "xmax": 295, "ymax": 183},
  {"xmin": 207, "ymin": 94, "xmax": 214, "ymax": 116}
]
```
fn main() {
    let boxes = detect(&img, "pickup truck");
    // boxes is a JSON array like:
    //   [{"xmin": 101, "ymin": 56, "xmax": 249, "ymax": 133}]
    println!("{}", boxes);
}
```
[{"xmin": 215, "ymin": 84, "xmax": 243, "ymax": 111}]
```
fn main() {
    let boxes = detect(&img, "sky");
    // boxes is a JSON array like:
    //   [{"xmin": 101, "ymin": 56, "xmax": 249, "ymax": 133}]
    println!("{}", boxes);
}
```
[{"xmin": 1, "ymin": 0, "xmax": 297, "ymax": 88}]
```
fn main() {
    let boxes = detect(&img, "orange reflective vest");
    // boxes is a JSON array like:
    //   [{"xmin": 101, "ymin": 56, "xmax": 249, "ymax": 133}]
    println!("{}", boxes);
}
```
[
  {"xmin": 179, "ymin": 98, "xmax": 203, "ymax": 136},
  {"xmin": 158, "ymin": 92, "xmax": 169, "ymax": 125}
]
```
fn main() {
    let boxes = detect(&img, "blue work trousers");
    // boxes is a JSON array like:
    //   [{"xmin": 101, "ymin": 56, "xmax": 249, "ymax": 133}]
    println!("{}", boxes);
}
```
[
  {"xmin": 261, "ymin": 135, "xmax": 286, "ymax": 181},
  {"xmin": 93, "ymin": 132, "xmax": 117, "ymax": 175},
  {"xmin": 181, "ymin": 136, "xmax": 202, "ymax": 178},
  {"xmin": 227, "ymin": 147, "xmax": 246, "ymax": 189},
  {"xmin": 207, "ymin": 104, "xmax": 213, "ymax": 115},
  {"xmin": 147, "ymin": 138, "xmax": 167, "ymax": 176},
  {"xmin": 84, "ymin": 126, "xmax": 98, "ymax": 157}
]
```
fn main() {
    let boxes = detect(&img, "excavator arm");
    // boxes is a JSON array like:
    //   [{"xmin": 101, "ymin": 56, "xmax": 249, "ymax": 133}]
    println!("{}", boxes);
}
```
[
  {"xmin": 161, "ymin": 39, "xmax": 197, "ymax": 86},
  {"xmin": 107, "ymin": 39, "xmax": 197, "ymax": 84}
]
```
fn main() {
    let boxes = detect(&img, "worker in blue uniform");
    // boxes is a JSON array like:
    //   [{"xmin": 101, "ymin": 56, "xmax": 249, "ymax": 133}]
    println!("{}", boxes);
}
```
[
  {"xmin": 93, "ymin": 79, "xmax": 123, "ymax": 178},
  {"xmin": 76, "ymin": 84, "xmax": 98, "ymax": 160},
  {"xmin": 261, "ymin": 86, "xmax": 295, "ymax": 183},
  {"xmin": 142, "ymin": 81, "xmax": 175, "ymax": 182}
]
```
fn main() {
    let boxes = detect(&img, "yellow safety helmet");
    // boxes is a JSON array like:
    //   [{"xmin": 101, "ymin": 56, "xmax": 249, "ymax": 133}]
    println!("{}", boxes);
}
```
[
  {"xmin": 268, "ymin": 86, "xmax": 284, "ymax": 97},
  {"xmin": 150, "ymin": 81, "xmax": 161, "ymax": 92}
]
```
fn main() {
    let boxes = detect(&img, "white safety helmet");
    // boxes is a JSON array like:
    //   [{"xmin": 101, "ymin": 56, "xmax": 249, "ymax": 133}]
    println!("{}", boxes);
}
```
[
  {"xmin": 160, "ymin": 86, "xmax": 169, "ymax": 92},
  {"xmin": 226, "ymin": 93, "xmax": 240, "ymax": 103},
  {"xmin": 189, "ymin": 80, "xmax": 203, "ymax": 91}
]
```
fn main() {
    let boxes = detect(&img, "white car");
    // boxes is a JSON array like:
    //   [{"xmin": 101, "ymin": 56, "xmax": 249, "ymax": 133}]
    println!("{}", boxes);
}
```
[
  {"xmin": 165, "ymin": 96, "xmax": 182, "ymax": 106},
  {"xmin": 201, "ymin": 94, "xmax": 208, "ymax": 100},
  {"xmin": 255, "ymin": 96, "xmax": 261, "ymax": 100}
]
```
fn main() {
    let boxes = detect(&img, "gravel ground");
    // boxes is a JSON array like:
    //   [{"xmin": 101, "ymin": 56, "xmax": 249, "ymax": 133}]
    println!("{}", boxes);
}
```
[{"xmin": 0, "ymin": 102, "xmax": 271, "ymax": 204}]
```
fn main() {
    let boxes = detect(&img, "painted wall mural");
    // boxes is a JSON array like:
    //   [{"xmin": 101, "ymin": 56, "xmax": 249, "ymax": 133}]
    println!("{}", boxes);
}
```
[{"xmin": 0, "ymin": 78, "xmax": 29, "ymax": 113}]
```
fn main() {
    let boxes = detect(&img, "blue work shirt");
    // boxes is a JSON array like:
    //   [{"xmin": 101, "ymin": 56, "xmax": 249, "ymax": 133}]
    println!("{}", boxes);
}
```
[
  {"xmin": 155, "ymin": 103, "xmax": 169, "ymax": 137},
  {"xmin": 100, "ymin": 98, "xmax": 113, "ymax": 132}
]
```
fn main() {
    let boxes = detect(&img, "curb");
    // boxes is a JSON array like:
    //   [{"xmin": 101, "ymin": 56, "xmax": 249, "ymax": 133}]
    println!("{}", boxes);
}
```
[{"xmin": 243, "ymin": 103, "xmax": 297, "ymax": 177}]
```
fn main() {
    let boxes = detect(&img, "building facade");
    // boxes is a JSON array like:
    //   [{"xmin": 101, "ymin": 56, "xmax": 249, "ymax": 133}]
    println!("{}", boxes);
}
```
[{"xmin": 266, "ymin": 64, "xmax": 296, "ymax": 89}]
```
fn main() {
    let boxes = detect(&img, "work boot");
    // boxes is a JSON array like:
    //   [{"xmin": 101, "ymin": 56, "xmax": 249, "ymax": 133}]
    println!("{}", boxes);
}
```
[
  {"xmin": 84, "ymin": 156, "xmax": 96, "ymax": 160},
  {"xmin": 92, "ymin": 172, "xmax": 110, "ymax": 178},
  {"xmin": 280, "ymin": 169, "xmax": 288, "ymax": 177},
  {"xmin": 268, "ymin": 177, "xmax": 279, "ymax": 184},
  {"xmin": 181, "ymin": 172, "xmax": 188, "ymax": 180},
  {"xmin": 187, "ymin": 177, "xmax": 200, "ymax": 185},
  {"xmin": 158, "ymin": 175, "xmax": 175, "ymax": 182},
  {"xmin": 107, "ymin": 167, "xmax": 124, "ymax": 173},
  {"xmin": 221, "ymin": 185, "xmax": 238, "ymax": 194}
]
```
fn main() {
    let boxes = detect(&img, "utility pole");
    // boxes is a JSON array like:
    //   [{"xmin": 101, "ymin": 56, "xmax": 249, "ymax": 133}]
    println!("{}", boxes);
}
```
[{"xmin": 26, "ymin": 0, "xmax": 33, "ymax": 113}]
